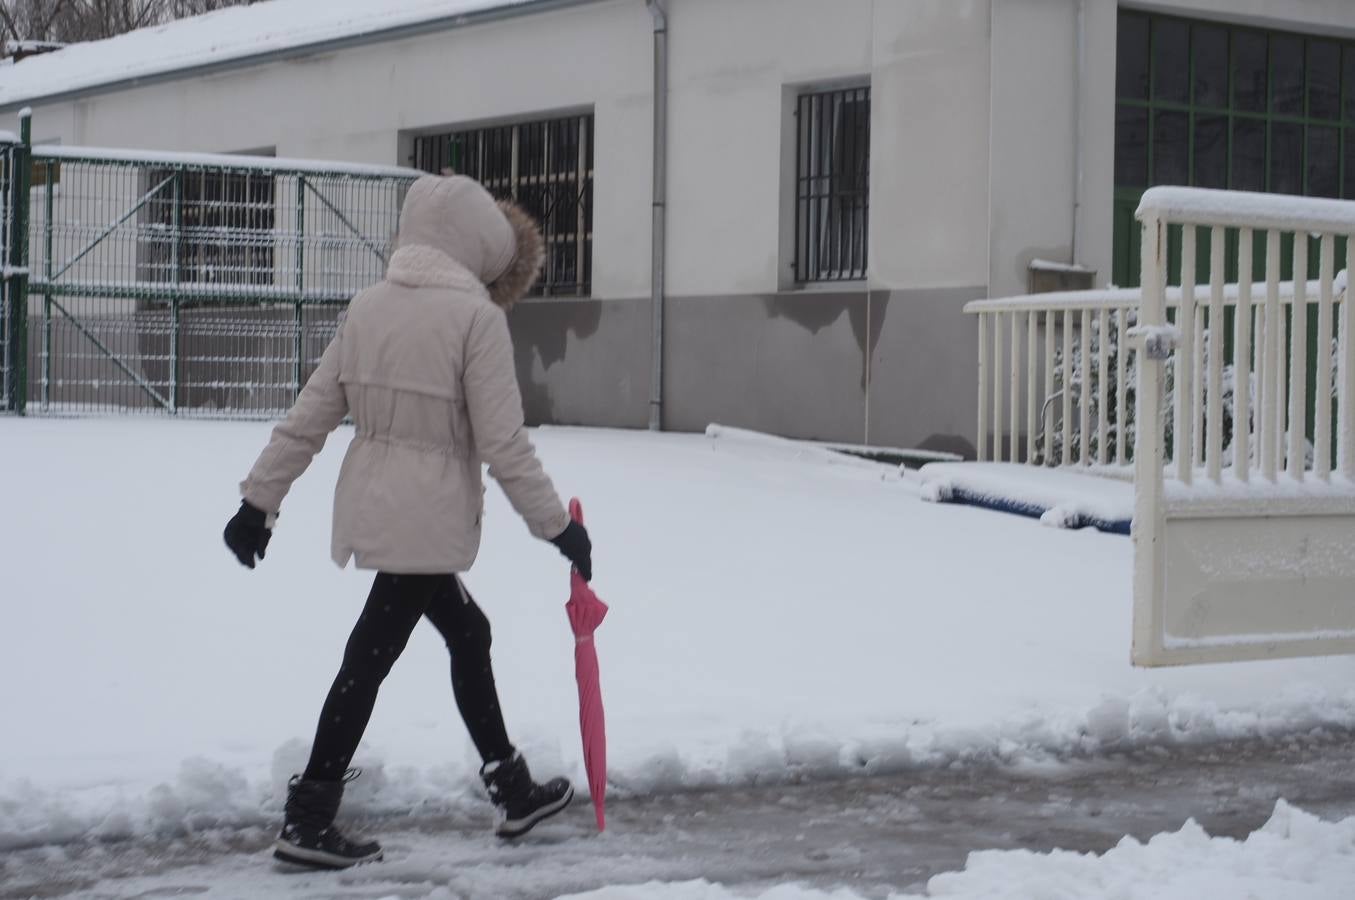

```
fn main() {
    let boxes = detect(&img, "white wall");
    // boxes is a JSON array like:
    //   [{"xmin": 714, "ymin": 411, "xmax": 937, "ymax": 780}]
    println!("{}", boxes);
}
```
[
  {"xmin": 22, "ymin": 0, "xmax": 655, "ymax": 300},
  {"xmin": 663, "ymin": 0, "xmax": 993, "ymax": 297},
  {"xmin": 12, "ymin": 0, "xmax": 1352, "ymax": 309}
]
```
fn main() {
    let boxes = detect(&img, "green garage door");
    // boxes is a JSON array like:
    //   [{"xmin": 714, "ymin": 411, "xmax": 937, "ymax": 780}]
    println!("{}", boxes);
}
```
[{"xmin": 1112, "ymin": 10, "xmax": 1354, "ymax": 288}]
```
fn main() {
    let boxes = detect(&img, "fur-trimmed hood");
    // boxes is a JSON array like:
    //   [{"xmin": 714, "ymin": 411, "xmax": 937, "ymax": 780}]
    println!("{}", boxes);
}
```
[{"xmin": 394, "ymin": 174, "xmax": 544, "ymax": 307}]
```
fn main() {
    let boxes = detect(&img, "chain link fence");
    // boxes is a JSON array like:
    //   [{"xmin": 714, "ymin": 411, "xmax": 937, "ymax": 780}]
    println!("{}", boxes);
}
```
[{"xmin": 2, "ymin": 117, "xmax": 418, "ymax": 417}]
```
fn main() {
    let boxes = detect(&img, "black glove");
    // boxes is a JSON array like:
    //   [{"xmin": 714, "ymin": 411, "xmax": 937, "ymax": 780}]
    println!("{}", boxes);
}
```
[
  {"xmin": 550, "ymin": 519, "xmax": 592, "ymax": 582},
  {"xmin": 224, "ymin": 500, "xmax": 272, "ymax": 569}
]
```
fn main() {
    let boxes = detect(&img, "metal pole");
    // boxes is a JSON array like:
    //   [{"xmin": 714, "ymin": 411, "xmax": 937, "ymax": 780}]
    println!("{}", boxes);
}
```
[
  {"xmin": 8, "ymin": 109, "xmax": 32, "ymax": 415},
  {"xmin": 41, "ymin": 159, "xmax": 52, "ymax": 410},
  {"xmin": 294, "ymin": 175, "xmax": 306, "ymax": 400},
  {"xmin": 170, "ymin": 171, "xmax": 182, "ymax": 413},
  {"xmin": 646, "ymin": 0, "xmax": 668, "ymax": 432}
]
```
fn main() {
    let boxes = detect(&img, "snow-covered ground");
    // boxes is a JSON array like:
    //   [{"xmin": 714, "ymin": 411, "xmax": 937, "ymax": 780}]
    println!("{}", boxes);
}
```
[
  {"xmin": 3, "ymin": 418, "xmax": 1355, "ymax": 896},
  {"xmin": 562, "ymin": 798, "xmax": 1355, "ymax": 899}
]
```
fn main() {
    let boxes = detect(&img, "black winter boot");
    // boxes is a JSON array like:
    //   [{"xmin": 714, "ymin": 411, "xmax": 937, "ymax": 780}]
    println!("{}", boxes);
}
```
[
  {"xmin": 273, "ymin": 772, "xmax": 383, "ymax": 869},
  {"xmin": 479, "ymin": 751, "xmax": 573, "ymax": 838}
]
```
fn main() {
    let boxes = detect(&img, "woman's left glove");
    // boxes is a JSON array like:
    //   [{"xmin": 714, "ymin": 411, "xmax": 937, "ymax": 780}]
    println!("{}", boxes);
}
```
[
  {"xmin": 224, "ymin": 500, "xmax": 273, "ymax": 569},
  {"xmin": 550, "ymin": 520, "xmax": 593, "ymax": 581}
]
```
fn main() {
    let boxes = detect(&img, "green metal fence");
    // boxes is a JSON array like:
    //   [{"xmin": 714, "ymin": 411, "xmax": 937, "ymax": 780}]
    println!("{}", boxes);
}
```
[{"xmin": 1, "ymin": 113, "xmax": 418, "ymax": 417}]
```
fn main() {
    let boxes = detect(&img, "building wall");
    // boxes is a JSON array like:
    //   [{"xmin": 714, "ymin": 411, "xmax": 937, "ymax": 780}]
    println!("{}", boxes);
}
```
[{"xmin": 8, "ymin": 0, "xmax": 1351, "ymax": 449}]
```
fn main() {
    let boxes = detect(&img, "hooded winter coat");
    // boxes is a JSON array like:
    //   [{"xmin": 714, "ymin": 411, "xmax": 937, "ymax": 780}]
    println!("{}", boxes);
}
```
[{"xmin": 239, "ymin": 175, "xmax": 570, "ymax": 573}]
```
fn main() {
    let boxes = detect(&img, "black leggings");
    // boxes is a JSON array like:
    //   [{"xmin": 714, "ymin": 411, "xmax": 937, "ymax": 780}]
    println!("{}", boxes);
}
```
[{"xmin": 302, "ymin": 573, "xmax": 514, "ymax": 782}]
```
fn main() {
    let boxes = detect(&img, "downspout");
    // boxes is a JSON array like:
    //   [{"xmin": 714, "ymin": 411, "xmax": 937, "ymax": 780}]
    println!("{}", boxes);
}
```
[
  {"xmin": 1071, "ymin": 0, "xmax": 1085, "ymax": 264},
  {"xmin": 646, "ymin": 0, "xmax": 668, "ymax": 431}
]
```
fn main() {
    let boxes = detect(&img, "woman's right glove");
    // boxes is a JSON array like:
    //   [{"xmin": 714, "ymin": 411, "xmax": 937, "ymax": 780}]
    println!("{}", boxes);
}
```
[
  {"xmin": 550, "ymin": 520, "xmax": 592, "ymax": 581},
  {"xmin": 224, "ymin": 500, "xmax": 273, "ymax": 569}
]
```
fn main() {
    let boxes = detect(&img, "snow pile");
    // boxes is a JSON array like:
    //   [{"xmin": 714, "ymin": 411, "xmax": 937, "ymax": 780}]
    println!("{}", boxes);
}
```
[
  {"xmin": 921, "ymin": 800, "xmax": 1355, "ymax": 900},
  {"xmin": 2, "ymin": 419, "xmax": 1354, "ymax": 851},
  {"xmin": 554, "ymin": 802, "xmax": 1355, "ymax": 900},
  {"xmin": 0, "ymin": 0, "xmax": 534, "ymax": 107}
]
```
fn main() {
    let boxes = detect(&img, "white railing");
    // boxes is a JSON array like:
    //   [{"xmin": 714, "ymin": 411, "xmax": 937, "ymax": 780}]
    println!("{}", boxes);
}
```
[
  {"xmin": 1131, "ymin": 187, "xmax": 1355, "ymax": 666},
  {"xmin": 966, "ymin": 276, "xmax": 1342, "ymax": 469},
  {"xmin": 1133, "ymin": 188, "xmax": 1354, "ymax": 490}
]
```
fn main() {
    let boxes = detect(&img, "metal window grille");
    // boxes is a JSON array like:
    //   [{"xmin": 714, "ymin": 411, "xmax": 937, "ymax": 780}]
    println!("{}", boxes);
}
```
[
  {"xmin": 142, "ymin": 168, "xmax": 277, "ymax": 287},
  {"xmin": 795, "ymin": 86, "xmax": 870, "ymax": 283},
  {"xmin": 411, "ymin": 113, "xmax": 594, "ymax": 297}
]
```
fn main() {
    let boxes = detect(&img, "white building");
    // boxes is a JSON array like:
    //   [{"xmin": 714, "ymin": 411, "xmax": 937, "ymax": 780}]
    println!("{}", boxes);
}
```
[{"xmin": 1, "ymin": 0, "xmax": 1351, "ymax": 453}]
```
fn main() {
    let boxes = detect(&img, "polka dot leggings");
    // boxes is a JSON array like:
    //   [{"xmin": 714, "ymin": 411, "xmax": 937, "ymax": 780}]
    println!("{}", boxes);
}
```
[{"xmin": 301, "ymin": 573, "xmax": 514, "ymax": 781}]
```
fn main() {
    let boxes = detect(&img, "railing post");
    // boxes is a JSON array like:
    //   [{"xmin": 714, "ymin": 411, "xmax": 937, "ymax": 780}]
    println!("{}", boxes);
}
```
[
  {"xmin": 1043, "ymin": 310, "xmax": 1055, "ymax": 464},
  {"xmin": 1115, "ymin": 306, "xmax": 1128, "ymax": 464},
  {"xmin": 977, "ymin": 311, "xmax": 988, "ymax": 461},
  {"xmin": 1235, "ymin": 228, "xmax": 1252, "ymax": 481},
  {"xmin": 1262, "ymin": 229, "xmax": 1282, "ymax": 481},
  {"xmin": 1313, "ymin": 233, "xmax": 1334, "ymax": 481},
  {"xmin": 1175, "ymin": 226, "xmax": 1196, "ymax": 483},
  {"xmin": 1009, "ymin": 308, "xmax": 1020, "ymax": 463},
  {"xmin": 1288, "ymin": 234, "xmax": 1308, "ymax": 481},
  {"xmin": 993, "ymin": 312, "xmax": 1005, "ymax": 462},
  {"xmin": 294, "ymin": 175, "xmax": 306, "ymax": 401},
  {"xmin": 6, "ymin": 109, "xmax": 32, "ymax": 415},
  {"xmin": 1079, "ymin": 308, "xmax": 1091, "ymax": 464},
  {"xmin": 1026, "ymin": 310, "xmax": 1037, "ymax": 463},
  {"xmin": 1061, "ymin": 309, "xmax": 1072, "ymax": 466},
  {"xmin": 1097, "ymin": 308, "xmax": 1109, "ymax": 465},
  {"xmin": 1132, "ymin": 209, "xmax": 1167, "ymax": 663},
  {"xmin": 1206, "ymin": 226, "xmax": 1225, "ymax": 483},
  {"xmin": 1341, "ymin": 233, "xmax": 1355, "ymax": 480}
]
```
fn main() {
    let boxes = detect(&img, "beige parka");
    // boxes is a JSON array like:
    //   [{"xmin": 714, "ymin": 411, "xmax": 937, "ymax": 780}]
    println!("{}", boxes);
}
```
[{"xmin": 239, "ymin": 175, "xmax": 570, "ymax": 573}]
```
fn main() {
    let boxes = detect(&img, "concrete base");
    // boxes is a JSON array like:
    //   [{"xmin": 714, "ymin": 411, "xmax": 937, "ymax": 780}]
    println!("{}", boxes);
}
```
[{"xmin": 507, "ymin": 285, "xmax": 983, "ymax": 456}]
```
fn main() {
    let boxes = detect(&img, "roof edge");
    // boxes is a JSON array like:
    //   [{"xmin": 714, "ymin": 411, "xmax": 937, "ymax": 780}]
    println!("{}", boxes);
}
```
[{"xmin": 0, "ymin": 0, "xmax": 608, "ymax": 115}]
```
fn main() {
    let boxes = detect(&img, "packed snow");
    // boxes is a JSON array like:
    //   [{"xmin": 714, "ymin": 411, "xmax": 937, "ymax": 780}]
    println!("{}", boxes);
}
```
[
  {"xmin": 555, "ymin": 801, "xmax": 1355, "ymax": 899},
  {"xmin": 0, "ymin": 0, "xmax": 535, "ymax": 107},
  {"xmin": 3, "ymin": 418, "xmax": 1355, "ymax": 856}
]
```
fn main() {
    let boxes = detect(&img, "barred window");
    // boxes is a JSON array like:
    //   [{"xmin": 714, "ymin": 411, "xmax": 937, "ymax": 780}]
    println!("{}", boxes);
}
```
[
  {"xmin": 142, "ymin": 169, "xmax": 276, "ymax": 288},
  {"xmin": 795, "ymin": 86, "xmax": 870, "ymax": 283},
  {"xmin": 412, "ymin": 113, "xmax": 594, "ymax": 297}
]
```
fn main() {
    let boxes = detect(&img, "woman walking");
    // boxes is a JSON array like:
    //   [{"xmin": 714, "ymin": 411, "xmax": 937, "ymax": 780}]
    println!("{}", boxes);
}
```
[{"xmin": 223, "ymin": 175, "xmax": 593, "ymax": 869}]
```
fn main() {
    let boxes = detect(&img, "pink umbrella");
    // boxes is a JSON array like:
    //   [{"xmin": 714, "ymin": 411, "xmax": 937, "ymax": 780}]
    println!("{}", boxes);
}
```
[{"xmin": 565, "ymin": 497, "xmax": 609, "ymax": 832}]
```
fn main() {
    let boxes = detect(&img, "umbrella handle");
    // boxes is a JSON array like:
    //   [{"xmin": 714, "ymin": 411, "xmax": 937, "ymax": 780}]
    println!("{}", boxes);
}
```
[{"xmin": 569, "ymin": 497, "xmax": 585, "ymax": 526}]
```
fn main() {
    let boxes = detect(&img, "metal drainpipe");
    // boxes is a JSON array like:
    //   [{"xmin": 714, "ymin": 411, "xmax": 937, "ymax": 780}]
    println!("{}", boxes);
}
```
[
  {"xmin": 646, "ymin": 0, "xmax": 668, "ymax": 432},
  {"xmin": 1071, "ymin": 0, "xmax": 1085, "ymax": 264}
]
